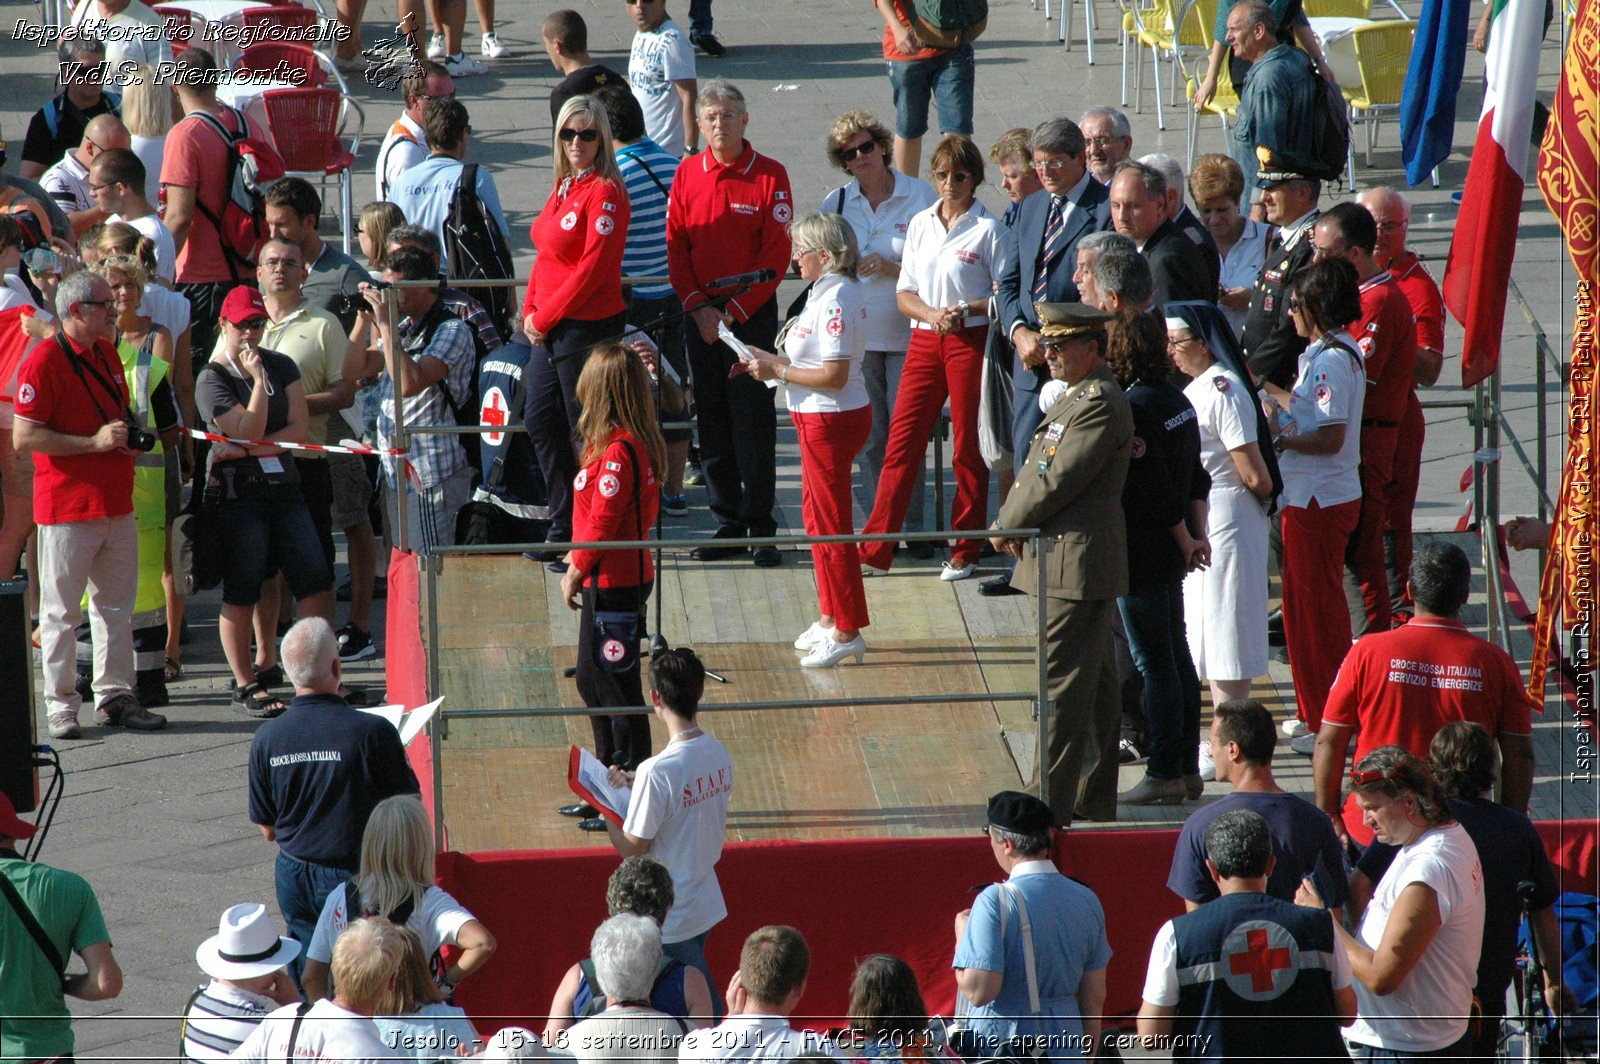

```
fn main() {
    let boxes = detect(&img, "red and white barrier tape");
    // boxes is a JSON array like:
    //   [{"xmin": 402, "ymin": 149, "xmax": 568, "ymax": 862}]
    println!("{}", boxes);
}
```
[{"xmin": 187, "ymin": 428, "xmax": 420, "ymax": 486}]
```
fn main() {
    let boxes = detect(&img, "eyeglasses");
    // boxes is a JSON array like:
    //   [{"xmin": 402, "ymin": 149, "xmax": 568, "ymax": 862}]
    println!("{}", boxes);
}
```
[
  {"xmin": 931, "ymin": 170, "xmax": 972, "ymax": 183},
  {"xmin": 1286, "ymin": 295, "xmax": 1303, "ymax": 311},
  {"xmin": 418, "ymin": 91, "xmax": 455, "ymax": 101},
  {"xmin": 1167, "ymin": 335, "xmax": 1202, "ymax": 351},
  {"xmin": 1084, "ymin": 135, "xmax": 1123, "ymax": 149},
  {"xmin": 559, "ymin": 127, "xmax": 600, "ymax": 143},
  {"xmin": 1032, "ymin": 158, "xmax": 1074, "ymax": 172},
  {"xmin": 235, "ymin": 317, "xmax": 269, "ymax": 330},
  {"xmin": 88, "ymin": 180, "xmax": 117, "ymax": 192},
  {"xmin": 699, "ymin": 110, "xmax": 745, "ymax": 125},
  {"xmin": 78, "ymin": 299, "xmax": 113, "ymax": 310},
  {"xmin": 259, "ymin": 257, "xmax": 301, "ymax": 270},
  {"xmin": 837, "ymin": 141, "xmax": 878, "ymax": 163}
]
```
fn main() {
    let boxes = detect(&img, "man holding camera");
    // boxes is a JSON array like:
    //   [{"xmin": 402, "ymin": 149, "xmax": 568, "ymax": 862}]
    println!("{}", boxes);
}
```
[{"xmin": 14, "ymin": 271, "xmax": 167, "ymax": 738}]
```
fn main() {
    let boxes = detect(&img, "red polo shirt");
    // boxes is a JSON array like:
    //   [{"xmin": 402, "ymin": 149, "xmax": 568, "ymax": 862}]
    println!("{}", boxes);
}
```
[
  {"xmin": 15, "ymin": 331, "xmax": 134, "ymax": 525},
  {"xmin": 1322, "ymin": 616, "xmax": 1534, "ymax": 844},
  {"xmin": 666, "ymin": 142, "xmax": 792, "ymax": 323},
  {"xmin": 1351, "ymin": 270, "xmax": 1417, "ymax": 486},
  {"xmin": 1386, "ymin": 251, "xmax": 1445, "ymax": 353},
  {"xmin": 524, "ymin": 171, "xmax": 630, "ymax": 335},
  {"xmin": 570, "ymin": 430, "xmax": 660, "ymax": 587}
]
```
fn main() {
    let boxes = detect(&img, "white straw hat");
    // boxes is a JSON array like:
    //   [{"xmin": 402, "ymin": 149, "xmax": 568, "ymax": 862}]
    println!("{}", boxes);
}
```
[{"xmin": 195, "ymin": 904, "xmax": 301, "ymax": 980}]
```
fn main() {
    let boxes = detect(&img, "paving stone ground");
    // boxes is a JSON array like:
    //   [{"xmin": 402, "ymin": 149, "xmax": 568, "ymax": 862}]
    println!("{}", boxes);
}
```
[{"xmin": 2, "ymin": 1, "xmax": 1594, "ymax": 1056}]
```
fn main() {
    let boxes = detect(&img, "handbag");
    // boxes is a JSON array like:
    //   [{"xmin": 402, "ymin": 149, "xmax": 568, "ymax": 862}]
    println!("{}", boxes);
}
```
[
  {"xmin": 978, "ymin": 303, "xmax": 1014, "ymax": 468},
  {"xmin": 587, "ymin": 440, "xmax": 647, "ymax": 676},
  {"xmin": 172, "ymin": 486, "xmax": 225, "ymax": 594}
]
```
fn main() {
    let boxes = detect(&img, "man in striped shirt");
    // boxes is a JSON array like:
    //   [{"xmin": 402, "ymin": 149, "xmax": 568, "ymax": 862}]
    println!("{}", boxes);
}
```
[
  {"xmin": 599, "ymin": 84, "xmax": 691, "ymax": 513},
  {"xmin": 181, "ymin": 904, "xmax": 303, "ymax": 1062}
]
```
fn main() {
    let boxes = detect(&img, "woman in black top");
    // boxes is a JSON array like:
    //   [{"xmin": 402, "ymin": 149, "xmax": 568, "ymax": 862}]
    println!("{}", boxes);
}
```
[
  {"xmin": 196, "ymin": 288, "xmax": 332, "ymax": 718},
  {"xmin": 1105, "ymin": 311, "xmax": 1210, "ymax": 807}
]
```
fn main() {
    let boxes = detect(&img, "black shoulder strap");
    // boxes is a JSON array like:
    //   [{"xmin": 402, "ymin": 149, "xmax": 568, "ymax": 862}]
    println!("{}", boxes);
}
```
[
  {"xmin": 580, "ymin": 956, "xmax": 604, "ymax": 1004},
  {"xmin": 829, "ymin": 186, "xmax": 846, "ymax": 215},
  {"xmin": 0, "ymin": 870, "xmax": 66, "ymax": 981},
  {"xmin": 344, "ymin": 879, "xmax": 416, "ymax": 927},
  {"xmin": 633, "ymin": 152, "xmax": 672, "ymax": 200},
  {"xmin": 179, "ymin": 983, "xmax": 207, "ymax": 1058},
  {"xmin": 283, "ymin": 999, "xmax": 314, "ymax": 1063}
]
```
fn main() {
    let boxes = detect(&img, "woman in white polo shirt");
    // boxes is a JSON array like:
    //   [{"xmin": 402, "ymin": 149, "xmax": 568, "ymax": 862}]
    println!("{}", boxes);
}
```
[
  {"xmin": 747, "ymin": 213, "xmax": 873, "ymax": 668},
  {"xmin": 856, "ymin": 135, "xmax": 1009, "ymax": 583},
  {"xmin": 1263, "ymin": 258, "xmax": 1365, "ymax": 748}
]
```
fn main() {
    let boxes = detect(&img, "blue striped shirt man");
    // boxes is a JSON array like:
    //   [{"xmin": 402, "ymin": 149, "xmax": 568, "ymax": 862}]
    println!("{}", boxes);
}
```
[{"xmin": 615, "ymin": 138, "xmax": 679, "ymax": 300}]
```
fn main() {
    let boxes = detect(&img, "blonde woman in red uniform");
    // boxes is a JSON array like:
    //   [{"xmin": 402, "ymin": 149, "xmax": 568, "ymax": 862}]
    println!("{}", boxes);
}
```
[
  {"xmin": 746, "ymin": 213, "xmax": 872, "ymax": 667},
  {"xmin": 559, "ymin": 342, "xmax": 665, "ymax": 774},
  {"xmin": 524, "ymin": 96, "xmax": 632, "ymax": 566}
]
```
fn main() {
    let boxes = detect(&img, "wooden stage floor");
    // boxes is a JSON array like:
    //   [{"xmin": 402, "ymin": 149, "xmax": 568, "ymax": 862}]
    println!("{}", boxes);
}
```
[{"xmin": 427, "ymin": 548, "xmax": 1306, "ymax": 853}]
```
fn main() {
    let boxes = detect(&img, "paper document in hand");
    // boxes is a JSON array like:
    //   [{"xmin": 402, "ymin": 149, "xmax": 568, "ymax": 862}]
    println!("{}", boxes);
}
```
[
  {"xmin": 717, "ymin": 322, "xmax": 780, "ymax": 389},
  {"xmin": 567, "ymin": 745, "xmax": 633, "ymax": 826}
]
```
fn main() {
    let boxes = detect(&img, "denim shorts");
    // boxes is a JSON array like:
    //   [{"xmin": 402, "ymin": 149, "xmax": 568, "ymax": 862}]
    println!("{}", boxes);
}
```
[
  {"xmin": 216, "ymin": 477, "xmax": 334, "ymax": 606},
  {"xmin": 886, "ymin": 43, "xmax": 975, "ymax": 140}
]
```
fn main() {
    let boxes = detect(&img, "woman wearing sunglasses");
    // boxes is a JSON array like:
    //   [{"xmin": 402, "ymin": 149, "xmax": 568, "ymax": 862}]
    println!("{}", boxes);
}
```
[
  {"xmin": 523, "ymin": 95, "xmax": 632, "ymax": 569},
  {"xmin": 1261, "ymin": 257, "xmax": 1364, "ymax": 749},
  {"xmin": 857, "ymin": 134, "xmax": 1008, "ymax": 583}
]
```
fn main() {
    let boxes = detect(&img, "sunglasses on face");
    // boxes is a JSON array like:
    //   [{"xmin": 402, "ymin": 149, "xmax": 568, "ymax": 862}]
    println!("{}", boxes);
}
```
[
  {"xmin": 559, "ymin": 127, "xmax": 600, "ymax": 143},
  {"xmin": 1287, "ymin": 295, "xmax": 1303, "ymax": 311},
  {"xmin": 837, "ymin": 141, "xmax": 878, "ymax": 163},
  {"xmin": 932, "ymin": 170, "xmax": 972, "ymax": 183},
  {"xmin": 235, "ymin": 317, "xmax": 269, "ymax": 330},
  {"xmin": 1032, "ymin": 158, "xmax": 1073, "ymax": 172}
]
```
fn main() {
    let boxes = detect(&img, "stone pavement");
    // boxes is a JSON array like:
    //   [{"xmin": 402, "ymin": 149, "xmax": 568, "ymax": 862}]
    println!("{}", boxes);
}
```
[{"xmin": 3, "ymin": 0, "xmax": 1595, "ymax": 1056}]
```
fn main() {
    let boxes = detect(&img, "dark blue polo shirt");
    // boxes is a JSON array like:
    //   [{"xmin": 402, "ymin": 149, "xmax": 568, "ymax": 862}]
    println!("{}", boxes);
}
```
[{"xmin": 247, "ymin": 692, "xmax": 420, "ymax": 870}]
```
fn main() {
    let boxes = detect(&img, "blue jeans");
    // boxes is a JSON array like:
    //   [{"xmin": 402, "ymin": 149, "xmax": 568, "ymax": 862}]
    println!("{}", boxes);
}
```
[
  {"xmin": 215, "ymin": 475, "xmax": 333, "ymax": 607},
  {"xmin": 885, "ymin": 44, "xmax": 975, "ymax": 140},
  {"xmin": 1117, "ymin": 580, "xmax": 1201, "ymax": 781},
  {"xmin": 688, "ymin": 0, "xmax": 713, "ymax": 34},
  {"xmin": 663, "ymin": 931, "xmax": 724, "ymax": 1021},
  {"xmin": 274, "ymin": 851, "xmax": 350, "ymax": 986}
]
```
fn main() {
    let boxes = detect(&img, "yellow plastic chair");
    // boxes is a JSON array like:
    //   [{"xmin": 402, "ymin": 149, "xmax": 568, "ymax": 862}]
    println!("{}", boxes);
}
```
[
  {"xmin": 1303, "ymin": 0, "xmax": 1371, "ymax": 17},
  {"xmin": 1342, "ymin": 20, "xmax": 1415, "ymax": 168},
  {"xmin": 1183, "ymin": 55, "xmax": 1239, "ymax": 169},
  {"xmin": 1121, "ymin": 0, "xmax": 1211, "ymax": 127}
]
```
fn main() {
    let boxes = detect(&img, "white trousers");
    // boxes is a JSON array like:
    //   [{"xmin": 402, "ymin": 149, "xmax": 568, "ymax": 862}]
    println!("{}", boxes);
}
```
[{"xmin": 38, "ymin": 514, "xmax": 138, "ymax": 716}]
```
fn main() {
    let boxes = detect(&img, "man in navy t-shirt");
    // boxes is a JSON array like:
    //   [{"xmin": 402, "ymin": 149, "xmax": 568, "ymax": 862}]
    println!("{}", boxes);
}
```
[
  {"xmin": 248, "ymin": 618, "xmax": 419, "ymax": 981},
  {"xmin": 1168, "ymin": 699, "xmax": 1348, "ymax": 913}
]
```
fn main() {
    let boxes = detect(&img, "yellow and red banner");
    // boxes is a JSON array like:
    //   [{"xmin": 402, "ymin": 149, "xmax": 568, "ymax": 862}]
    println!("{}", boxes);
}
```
[{"xmin": 1529, "ymin": 0, "xmax": 1599, "ymax": 706}]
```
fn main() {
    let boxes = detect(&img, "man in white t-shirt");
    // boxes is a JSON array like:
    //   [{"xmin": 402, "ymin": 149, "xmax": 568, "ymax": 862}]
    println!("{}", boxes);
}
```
[
  {"xmin": 231, "ymin": 917, "xmax": 404, "ymax": 1064},
  {"xmin": 607, "ymin": 647, "xmax": 732, "ymax": 1012},
  {"xmin": 627, "ymin": 0, "xmax": 697, "ymax": 158},
  {"xmin": 89, "ymin": 148, "xmax": 175, "ymax": 282},
  {"xmin": 677, "ymin": 926, "xmax": 841, "ymax": 1063},
  {"xmin": 376, "ymin": 61, "xmax": 453, "ymax": 201}
]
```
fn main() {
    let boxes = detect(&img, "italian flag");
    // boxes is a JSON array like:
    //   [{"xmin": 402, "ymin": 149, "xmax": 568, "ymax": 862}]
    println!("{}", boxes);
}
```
[{"xmin": 1441, "ymin": 0, "xmax": 1545, "ymax": 388}]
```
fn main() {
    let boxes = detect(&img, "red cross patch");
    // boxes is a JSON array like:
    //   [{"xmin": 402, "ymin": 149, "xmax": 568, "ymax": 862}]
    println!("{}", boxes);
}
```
[
  {"xmin": 601, "ymin": 638, "xmax": 626, "ymax": 663},
  {"xmin": 598, "ymin": 473, "xmax": 620, "ymax": 497},
  {"xmin": 1221, "ymin": 920, "xmax": 1299, "ymax": 1001},
  {"xmin": 1130, "ymin": 435, "xmax": 1146, "ymax": 459},
  {"xmin": 479, "ymin": 385, "xmax": 509, "ymax": 446}
]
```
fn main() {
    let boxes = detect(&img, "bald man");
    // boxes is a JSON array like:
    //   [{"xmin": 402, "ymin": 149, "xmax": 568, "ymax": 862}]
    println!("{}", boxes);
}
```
[
  {"xmin": 40, "ymin": 113, "xmax": 130, "ymax": 237},
  {"xmin": 1357, "ymin": 187, "xmax": 1444, "ymax": 617}
]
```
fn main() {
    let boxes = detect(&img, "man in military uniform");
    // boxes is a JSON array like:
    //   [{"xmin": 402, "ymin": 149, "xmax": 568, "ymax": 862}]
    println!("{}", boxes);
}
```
[
  {"xmin": 1240, "ymin": 148, "xmax": 1322, "ymax": 388},
  {"xmin": 991, "ymin": 303, "xmax": 1133, "ymax": 825}
]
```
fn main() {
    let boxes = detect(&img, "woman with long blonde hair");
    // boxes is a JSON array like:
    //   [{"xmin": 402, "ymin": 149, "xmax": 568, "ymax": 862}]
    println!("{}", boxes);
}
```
[
  {"xmin": 371, "ymin": 926, "xmax": 480, "ymax": 1061},
  {"xmin": 300, "ymin": 795, "xmax": 497, "ymax": 1002},
  {"xmin": 557, "ymin": 343, "xmax": 664, "ymax": 804},
  {"xmin": 118, "ymin": 64, "xmax": 174, "ymax": 205}
]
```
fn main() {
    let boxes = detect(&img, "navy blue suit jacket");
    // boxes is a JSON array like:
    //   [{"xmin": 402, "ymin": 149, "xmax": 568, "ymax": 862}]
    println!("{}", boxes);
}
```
[{"xmin": 995, "ymin": 179, "xmax": 1112, "ymax": 396}]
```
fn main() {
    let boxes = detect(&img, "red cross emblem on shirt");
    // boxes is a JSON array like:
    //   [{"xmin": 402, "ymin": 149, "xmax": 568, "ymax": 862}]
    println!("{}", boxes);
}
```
[
  {"xmin": 480, "ymin": 385, "xmax": 509, "ymax": 446},
  {"xmin": 1228, "ymin": 927, "xmax": 1293, "ymax": 993}
]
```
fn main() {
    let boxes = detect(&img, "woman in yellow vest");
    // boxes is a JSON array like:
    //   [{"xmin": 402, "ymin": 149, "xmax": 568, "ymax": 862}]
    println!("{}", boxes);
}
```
[{"xmin": 95, "ymin": 256, "xmax": 182, "ymax": 708}]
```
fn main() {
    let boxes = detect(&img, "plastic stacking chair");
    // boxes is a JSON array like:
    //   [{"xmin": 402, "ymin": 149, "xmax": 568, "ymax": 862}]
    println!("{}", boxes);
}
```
[
  {"xmin": 1341, "ymin": 20, "xmax": 1415, "ymax": 173},
  {"xmin": 1183, "ymin": 55, "xmax": 1239, "ymax": 168},
  {"xmin": 236, "ymin": 41, "xmax": 328, "ymax": 86},
  {"xmin": 150, "ymin": 3, "xmax": 201, "ymax": 53},
  {"xmin": 258, "ymin": 87, "xmax": 364, "ymax": 252},
  {"xmin": 1058, "ymin": 0, "xmax": 1102, "ymax": 63},
  {"xmin": 240, "ymin": 3, "xmax": 322, "ymax": 37}
]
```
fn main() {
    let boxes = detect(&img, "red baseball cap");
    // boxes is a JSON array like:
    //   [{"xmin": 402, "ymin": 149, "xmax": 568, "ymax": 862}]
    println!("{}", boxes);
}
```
[
  {"xmin": 0, "ymin": 792, "xmax": 38, "ymax": 841},
  {"xmin": 219, "ymin": 286, "xmax": 268, "ymax": 325}
]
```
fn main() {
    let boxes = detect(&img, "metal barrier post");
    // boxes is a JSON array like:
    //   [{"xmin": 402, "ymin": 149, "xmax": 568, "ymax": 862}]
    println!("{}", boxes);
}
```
[
  {"xmin": 1035, "ymin": 537, "xmax": 1051, "ymax": 812},
  {"xmin": 1485, "ymin": 368, "xmax": 1512, "ymax": 651},
  {"xmin": 383, "ymin": 285, "xmax": 410, "ymax": 554},
  {"xmin": 425, "ymin": 553, "xmax": 446, "ymax": 852}
]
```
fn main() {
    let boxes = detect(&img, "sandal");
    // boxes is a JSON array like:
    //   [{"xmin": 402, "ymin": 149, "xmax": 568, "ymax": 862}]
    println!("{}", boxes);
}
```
[
  {"xmin": 253, "ymin": 664, "xmax": 285, "ymax": 687},
  {"xmin": 164, "ymin": 657, "xmax": 183, "ymax": 683},
  {"xmin": 232, "ymin": 681, "xmax": 288, "ymax": 719}
]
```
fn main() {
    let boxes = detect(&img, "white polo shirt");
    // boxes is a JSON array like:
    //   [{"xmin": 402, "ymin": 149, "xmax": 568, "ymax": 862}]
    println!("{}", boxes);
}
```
[
  {"xmin": 830, "ymin": 170, "xmax": 937, "ymax": 352},
  {"xmin": 896, "ymin": 198, "xmax": 1008, "ymax": 328},
  {"xmin": 782, "ymin": 273, "xmax": 869, "ymax": 415},
  {"xmin": 1278, "ymin": 329, "xmax": 1364, "ymax": 509}
]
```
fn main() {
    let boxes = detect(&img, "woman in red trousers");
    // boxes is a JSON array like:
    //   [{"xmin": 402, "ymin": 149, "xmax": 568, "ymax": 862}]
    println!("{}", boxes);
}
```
[
  {"xmin": 856, "ymin": 135, "xmax": 1008, "ymax": 582},
  {"xmin": 523, "ymin": 96, "xmax": 631, "ymax": 566},
  {"xmin": 747, "ymin": 213, "xmax": 872, "ymax": 667}
]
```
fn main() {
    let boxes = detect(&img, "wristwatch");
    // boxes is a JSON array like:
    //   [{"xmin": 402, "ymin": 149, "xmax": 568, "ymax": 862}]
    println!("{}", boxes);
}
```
[{"xmin": 779, "ymin": 365, "xmax": 789, "ymax": 384}]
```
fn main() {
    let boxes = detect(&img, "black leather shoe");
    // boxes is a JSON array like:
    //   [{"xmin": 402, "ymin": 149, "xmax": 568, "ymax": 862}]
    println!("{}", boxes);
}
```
[
  {"xmin": 978, "ymin": 574, "xmax": 1022, "ymax": 597},
  {"xmin": 691, "ymin": 542, "xmax": 748, "ymax": 561},
  {"xmin": 752, "ymin": 546, "xmax": 781, "ymax": 568},
  {"xmin": 577, "ymin": 817, "xmax": 609, "ymax": 832},
  {"xmin": 905, "ymin": 540, "xmax": 937, "ymax": 560},
  {"xmin": 1267, "ymin": 606, "xmax": 1286, "ymax": 646},
  {"xmin": 547, "ymin": 560, "xmax": 570, "ymax": 574},
  {"xmin": 558, "ymin": 802, "xmax": 598, "ymax": 818}
]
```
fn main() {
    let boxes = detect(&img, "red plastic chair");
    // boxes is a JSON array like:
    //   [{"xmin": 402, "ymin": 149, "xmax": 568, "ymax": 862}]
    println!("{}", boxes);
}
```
[
  {"xmin": 259, "ymin": 87, "xmax": 364, "ymax": 251},
  {"xmin": 240, "ymin": 4, "xmax": 322, "ymax": 37},
  {"xmin": 236, "ymin": 41, "xmax": 328, "ymax": 87},
  {"xmin": 149, "ymin": 3, "xmax": 200, "ymax": 51}
]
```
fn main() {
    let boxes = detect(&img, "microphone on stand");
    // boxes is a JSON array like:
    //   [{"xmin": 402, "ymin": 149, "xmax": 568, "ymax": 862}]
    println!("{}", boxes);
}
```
[{"xmin": 704, "ymin": 268, "xmax": 778, "ymax": 290}]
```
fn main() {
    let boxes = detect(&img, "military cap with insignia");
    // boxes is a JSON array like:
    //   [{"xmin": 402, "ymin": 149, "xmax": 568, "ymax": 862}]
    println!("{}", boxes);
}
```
[
  {"xmin": 1035, "ymin": 301, "xmax": 1114, "ymax": 341},
  {"xmin": 1254, "ymin": 145, "xmax": 1325, "ymax": 187}
]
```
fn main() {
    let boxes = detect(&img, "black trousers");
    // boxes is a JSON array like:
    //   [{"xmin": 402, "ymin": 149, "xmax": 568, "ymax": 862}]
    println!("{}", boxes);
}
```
[
  {"xmin": 178, "ymin": 279, "xmax": 254, "ymax": 366},
  {"xmin": 576, "ymin": 580, "xmax": 653, "ymax": 771},
  {"xmin": 686, "ymin": 300, "xmax": 778, "ymax": 536},
  {"xmin": 522, "ymin": 312, "xmax": 628, "ymax": 542},
  {"xmin": 628, "ymin": 292, "xmax": 691, "ymax": 444}
]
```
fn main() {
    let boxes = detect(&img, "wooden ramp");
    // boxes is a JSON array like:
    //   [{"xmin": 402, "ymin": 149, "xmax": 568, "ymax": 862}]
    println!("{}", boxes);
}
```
[{"xmin": 428, "ymin": 547, "xmax": 1300, "ymax": 853}]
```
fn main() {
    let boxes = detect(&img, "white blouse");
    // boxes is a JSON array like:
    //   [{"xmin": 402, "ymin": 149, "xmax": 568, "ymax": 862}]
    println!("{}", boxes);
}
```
[
  {"xmin": 783, "ymin": 272, "xmax": 869, "ymax": 415},
  {"xmin": 895, "ymin": 199, "xmax": 1010, "ymax": 329},
  {"xmin": 831, "ymin": 170, "xmax": 938, "ymax": 352}
]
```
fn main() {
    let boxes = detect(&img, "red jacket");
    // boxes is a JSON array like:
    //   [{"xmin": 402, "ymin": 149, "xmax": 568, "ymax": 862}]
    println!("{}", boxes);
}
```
[
  {"xmin": 666, "ymin": 142, "xmax": 792, "ymax": 323},
  {"xmin": 524, "ymin": 171, "xmax": 630, "ymax": 335},
  {"xmin": 1352, "ymin": 272, "xmax": 1417, "ymax": 486},
  {"xmin": 570, "ymin": 430, "xmax": 659, "ymax": 588}
]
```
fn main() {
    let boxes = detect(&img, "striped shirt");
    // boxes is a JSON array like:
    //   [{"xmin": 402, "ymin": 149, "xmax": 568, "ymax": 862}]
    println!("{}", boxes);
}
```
[
  {"xmin": 181, "ymin": 981, "xmax": 275, "ymax": 1062},
  {"xmin": 615, "ymin": 138, "xmax": 679, "ymax": 300},
  {"xmin": 375, "ymin": 309, "xmax": 477, "ymax": 489}
]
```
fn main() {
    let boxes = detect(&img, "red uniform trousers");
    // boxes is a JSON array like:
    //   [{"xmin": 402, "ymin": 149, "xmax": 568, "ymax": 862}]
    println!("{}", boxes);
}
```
[
  {"xmin": 792, "ymin": 406, "xmax": 872, "ymax": 631},
  {"xmin": 1283, "ymin": 497, "xmax": 1360, "ymax": 729},
  {"xmin": 1384, "ymin": 392, "xmax": 1426, "ymax": 611},
  {"xmin": 858, "ymin": 326, "xmax": 989, "ymax": 571},
  {"xmin": 1345, "ymin": 428, "xmax": 1396, "ymax": 636}
]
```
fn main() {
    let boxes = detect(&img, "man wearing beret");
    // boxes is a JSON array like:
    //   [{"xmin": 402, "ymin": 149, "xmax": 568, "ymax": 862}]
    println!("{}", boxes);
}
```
[
  {"xmin": 992, "ymin": 303, "xmax": 1132, "ymax": 825},
  {"xmin": 954, "ymin": 791, "xmax": 1112, "ymax": 1061}
]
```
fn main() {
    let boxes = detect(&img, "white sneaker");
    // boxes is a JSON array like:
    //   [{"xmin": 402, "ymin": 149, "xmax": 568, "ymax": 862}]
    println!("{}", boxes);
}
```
[
  {"xmin": 47, "ymin": 710, "xmax": 81, "ymax": 740},
  {"xmin": 1282, "ymin": 718, "xmax": 1309, "ymax": 739},
  {"xmin": 443, "ymin": 52, "xmax": 488, "ymax": 77},
  {"xmin": 480, "ymin": 31, "xmax": 510, "ymax": 57},
  {"xmin": 861, "ymin": 563, "xmax": 889, "ymax": 577},
  {"xmin": 793, "ymin": 621, "xmax": 832, "ymax": 651},
  {"xmin": 800, "ymin": 633, "xmax": 866, "ymax": 668},
  {"xmin": 427, "ymin": 31, "xmax": 445, "ymax": 57},
  {"xmin": 1290, "ymin": 731, "xmax": 1317, "ymax": 756},
  {"xmin": 1197, "ymin": 739, "xmax": 1213, "ymax": 778},
  {"xmin": 939, "ymin": 560, "xmax": 977, "ymax": 582}
]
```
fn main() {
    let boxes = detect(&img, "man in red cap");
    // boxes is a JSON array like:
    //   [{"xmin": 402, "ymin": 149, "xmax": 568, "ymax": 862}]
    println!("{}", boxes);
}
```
[{"xmin": 0, "ymin": 793, "xmax": 124, "ymax": 1063}]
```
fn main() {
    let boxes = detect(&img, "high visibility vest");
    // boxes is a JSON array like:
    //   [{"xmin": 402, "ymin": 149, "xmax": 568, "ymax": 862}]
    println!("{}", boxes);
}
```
[{"xmin": 118, "ymin": 335, "xmax": 170, "ymax": 620}]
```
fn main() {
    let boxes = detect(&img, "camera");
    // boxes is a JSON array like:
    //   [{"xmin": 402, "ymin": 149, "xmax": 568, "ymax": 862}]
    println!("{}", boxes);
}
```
[
  {"xmin": 124, "ymin": 416, "xmax": 157, "ymax": 453},
  {"xmin": 335, "ymin": 280, "xmax": 392, "ymax": 319}
]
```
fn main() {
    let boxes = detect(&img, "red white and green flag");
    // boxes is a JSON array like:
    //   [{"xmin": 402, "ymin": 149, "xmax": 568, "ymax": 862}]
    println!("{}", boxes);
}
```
[{"xmin": 1441, "ymin": 0, "xmax": 1545, "ymax": 387}]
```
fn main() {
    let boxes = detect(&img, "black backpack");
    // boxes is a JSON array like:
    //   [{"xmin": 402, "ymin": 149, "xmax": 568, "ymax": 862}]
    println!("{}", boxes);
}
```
[
  {"xmin": 443, "ymin": 163, "xmax": 515, "ymax": 340},
  {"xmin": 1308, "ymin": 75, "xmax": 1352, "ymax": 186}
]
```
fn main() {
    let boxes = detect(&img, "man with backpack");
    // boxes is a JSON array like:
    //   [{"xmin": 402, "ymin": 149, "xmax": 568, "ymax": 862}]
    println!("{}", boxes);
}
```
[
  {"xmin": 19, "ymin": 34, "xmax": 122, "ymax": 181},
  {"xmin": 160, "ymin": 48, "xmax": 279, "ymax": 361},
  {"xmin": 871, "ymin": 0, "xmax": 983, "ymax": 178},
  {"xmin": 1226, "ymin": 1, "xmax": 1324, "ymax": 205}
]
